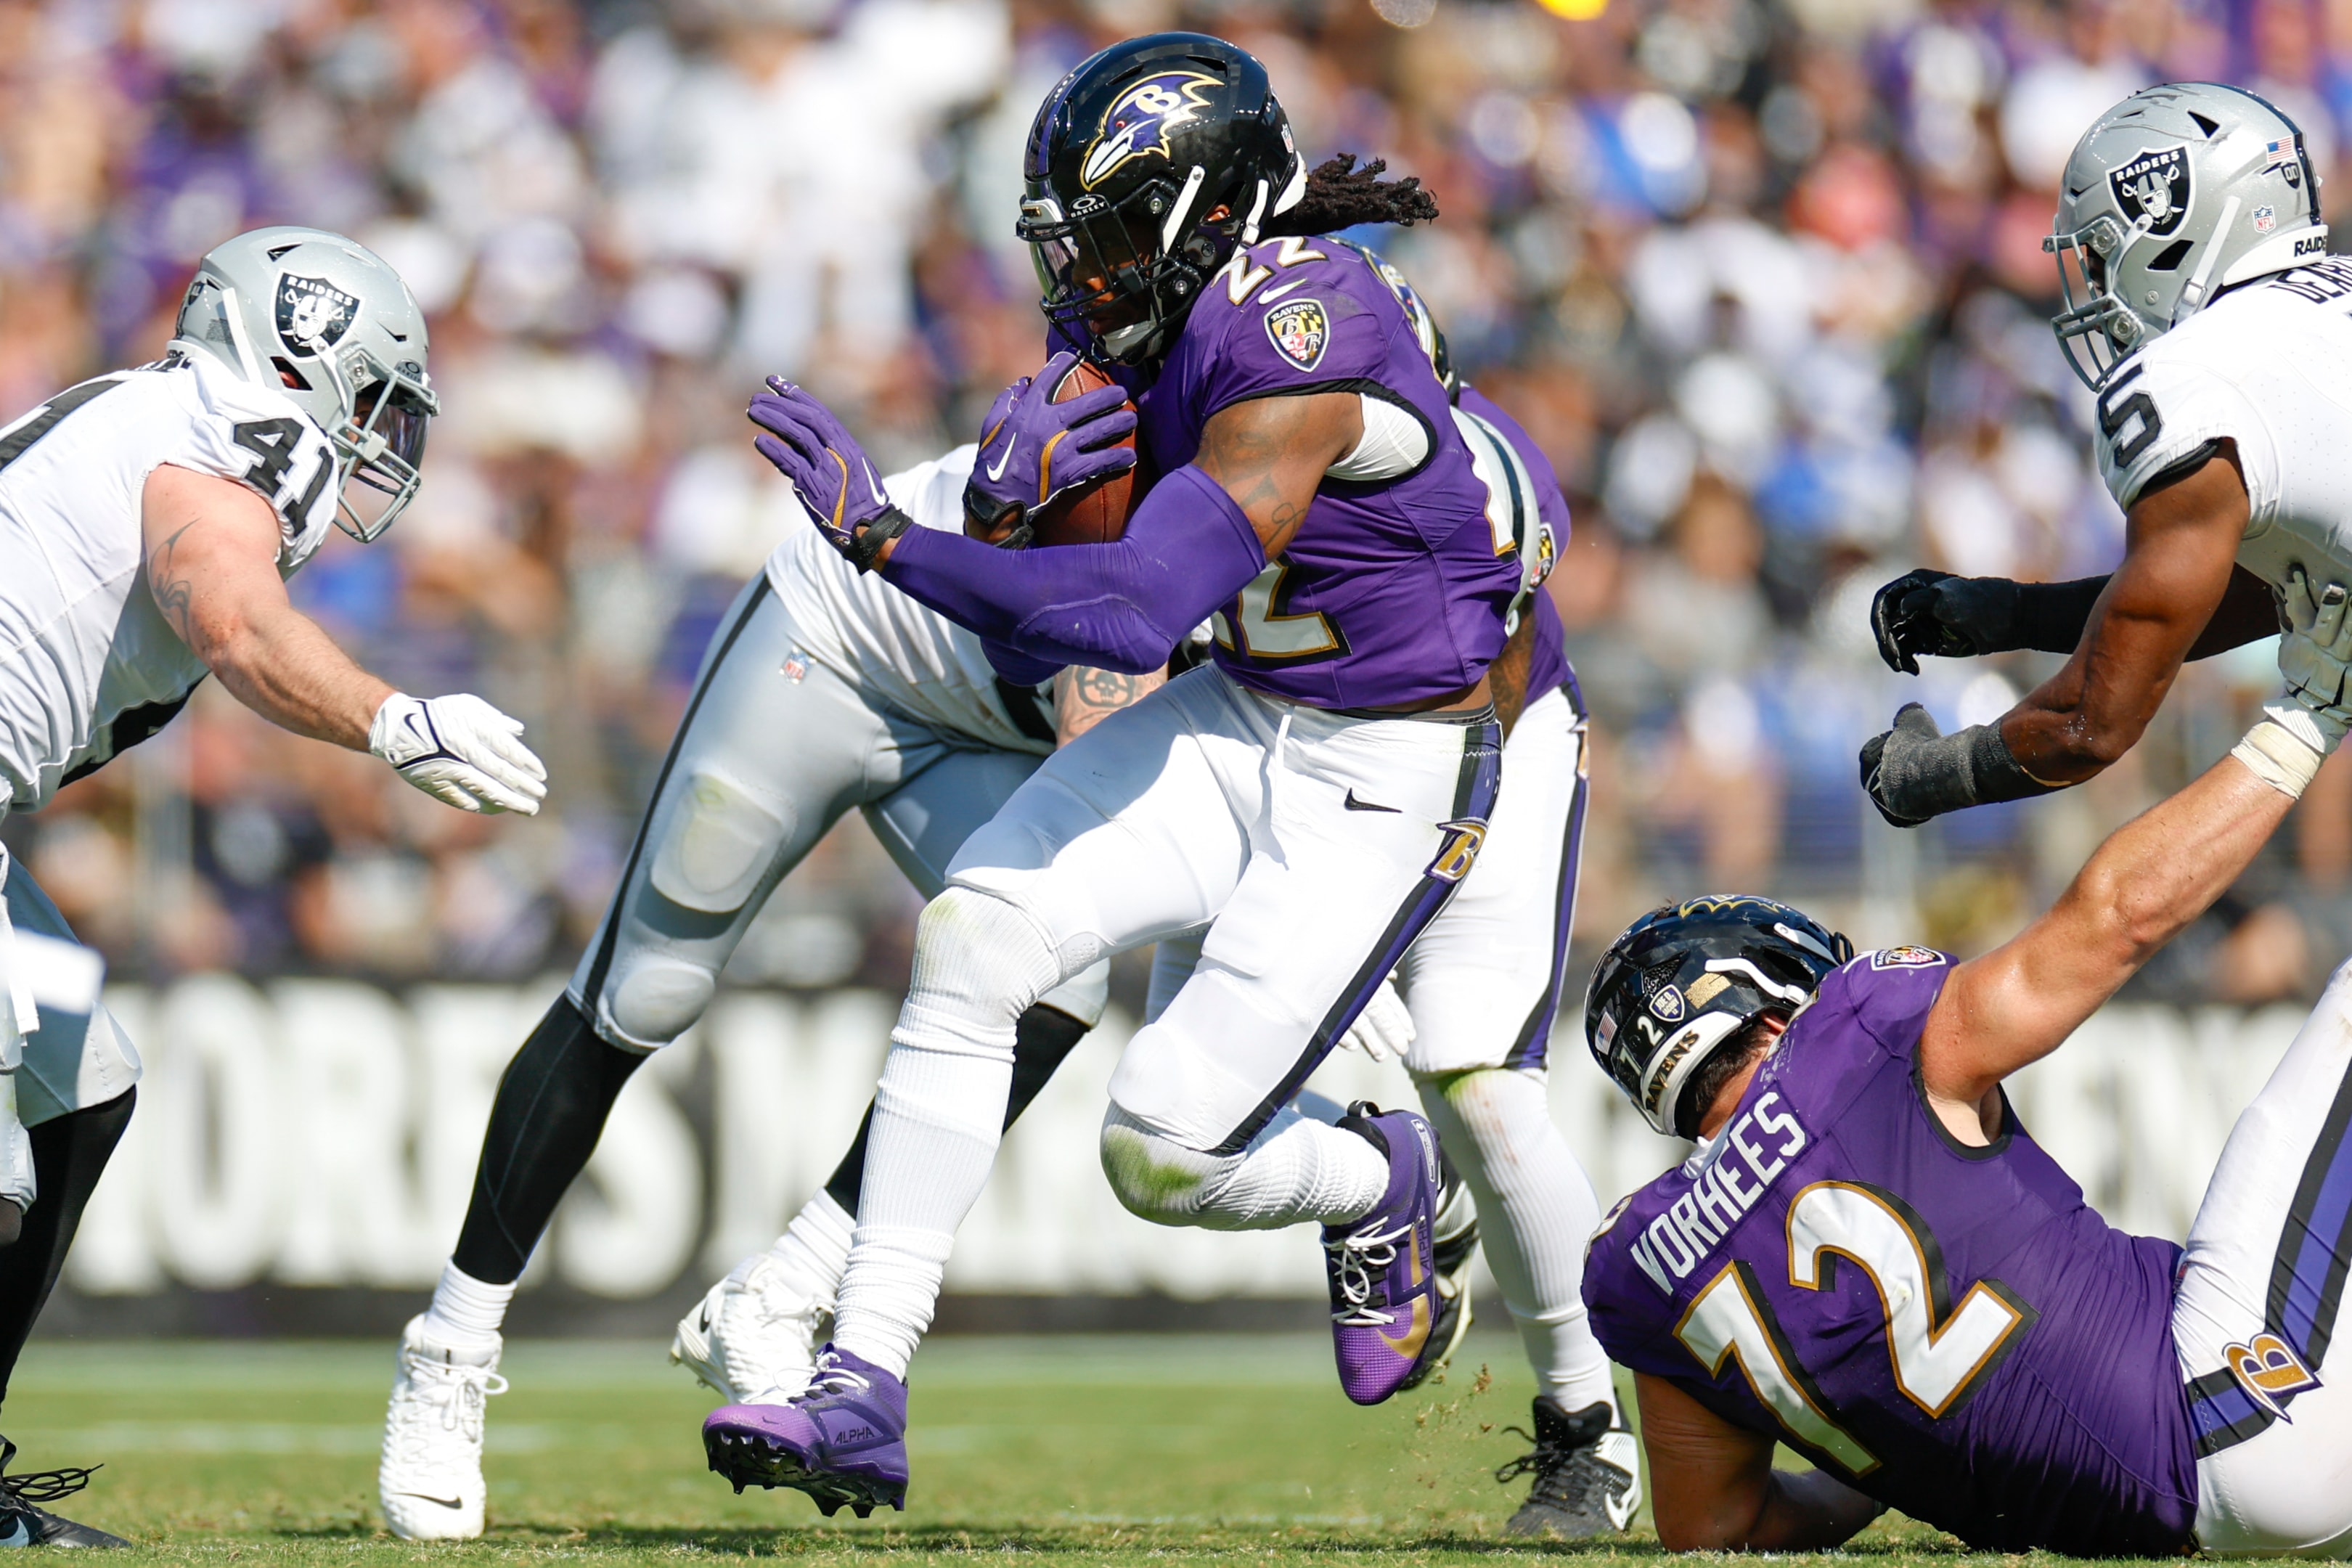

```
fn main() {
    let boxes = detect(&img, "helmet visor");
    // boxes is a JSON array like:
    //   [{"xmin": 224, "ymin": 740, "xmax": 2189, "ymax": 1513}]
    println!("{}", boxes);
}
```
[
  {"xmin": 1019, "ymin": 185, "xmax": 1166, "ymax": 348},
  {"xmin": 334, "ymin": 365, "xmax": 436, "ymax": 542}
]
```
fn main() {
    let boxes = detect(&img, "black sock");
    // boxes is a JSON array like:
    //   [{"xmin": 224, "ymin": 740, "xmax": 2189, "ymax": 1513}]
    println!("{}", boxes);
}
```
[
  {"xmin": 0, "ymin": 1088, "xmax": 135, "ymax": 1407},
  {"xmin": 822, "ymin": 1003, "xmax": 1092, "ymax": 1212},
  {"xmin": 451, "ymin": 995, "xmax": 645, "ymax": 1285}
]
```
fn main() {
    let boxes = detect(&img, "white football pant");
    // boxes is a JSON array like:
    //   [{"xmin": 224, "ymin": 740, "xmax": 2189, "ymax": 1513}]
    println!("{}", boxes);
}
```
[
  {"xmin": 566, "ymin": 578, "xmax": 1106, "ymax": 1054},
  {"xmin": 833, "ymin": 664, "xmax": 1501, "ymax": 1376},
  {"xmin": 1148, "ymin": 685, "xmax": 1615, "ymax": 1414},
  {"xmin": 2179, "ymin": 957, "xmax": 2352, "ymax": 1553}
]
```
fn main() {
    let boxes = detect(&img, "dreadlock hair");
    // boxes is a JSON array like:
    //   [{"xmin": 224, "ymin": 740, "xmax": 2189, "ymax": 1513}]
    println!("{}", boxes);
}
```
[{"xmin": 1259, "ymin": 154, "xmax": 1440, "ymax": 238}]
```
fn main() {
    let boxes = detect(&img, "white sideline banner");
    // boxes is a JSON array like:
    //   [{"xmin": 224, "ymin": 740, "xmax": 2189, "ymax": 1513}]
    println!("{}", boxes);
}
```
[{"xmin": 60, "ymin": 977, "xmax": 2308, "ymax": 1302}]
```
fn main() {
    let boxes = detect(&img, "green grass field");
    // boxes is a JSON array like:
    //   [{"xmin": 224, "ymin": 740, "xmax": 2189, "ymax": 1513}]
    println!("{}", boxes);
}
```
[{"xmin": 0, "ymin": 1334, "xmax": 2154, "ymax": 1565}]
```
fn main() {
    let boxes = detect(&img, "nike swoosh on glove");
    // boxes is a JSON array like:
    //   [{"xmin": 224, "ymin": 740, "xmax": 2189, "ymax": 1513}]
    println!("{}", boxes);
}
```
[
  {"xmin": 964, "ymin": 351, "xmax": 1138, "ymax": 536},
  {"xmin": 370, "ymin": 693, "xmax": 548, "ymax": 815},
  {"xmin": 1870, "ymin": 568, "xmax": 2022, "ymax": 674},
  {"xmin": 748, "ymin": 379, "xmax": 914, "ymax": 571}
]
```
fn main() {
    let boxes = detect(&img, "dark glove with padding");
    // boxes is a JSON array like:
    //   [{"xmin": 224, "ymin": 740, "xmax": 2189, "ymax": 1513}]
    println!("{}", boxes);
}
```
[
  {"xmin": 1871, "ymin": 570, "xmax": 2024, "ymax": 674},
  {"xmin": 1859, "ymin": 703, "xmax": 2057, "ymax": 828}
]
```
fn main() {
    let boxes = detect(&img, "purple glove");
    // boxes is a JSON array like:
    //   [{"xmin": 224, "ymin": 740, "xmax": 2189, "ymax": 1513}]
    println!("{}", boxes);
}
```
[
  {"xmin": 748, "ymin": 377, "xmax": 914, "ymax": 571},
  {"xmin": 964, "ymin": 351, "xmax": 1138, "ymax": 542}
]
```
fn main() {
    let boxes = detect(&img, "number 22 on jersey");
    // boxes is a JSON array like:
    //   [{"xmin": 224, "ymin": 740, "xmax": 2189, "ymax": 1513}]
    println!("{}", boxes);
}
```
[{"xmin": 1673, "ymin": 1181, "xmax": 2038, "ymax": 1475}]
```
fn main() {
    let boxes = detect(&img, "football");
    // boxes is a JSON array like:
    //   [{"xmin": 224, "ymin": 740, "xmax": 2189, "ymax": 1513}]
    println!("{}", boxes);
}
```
[{"xmin": 1029, "ymin": 358, "xmax": 1139, "ymax": 547}]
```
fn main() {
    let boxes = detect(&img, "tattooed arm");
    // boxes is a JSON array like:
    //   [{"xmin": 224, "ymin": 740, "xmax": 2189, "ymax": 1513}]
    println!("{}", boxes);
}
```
[
  {"xmin": 140, "ymin": 464, "xmax": 392, "ymax": 748},
  {"xmin": 1191, "ymin": 392, "xmax": 1362, "ymax": 558},
  {"xmin": 1053, "ymin": 664, "xmax": 1169, "ymax": 745},
  {"xmin": 1486, "ymin": 614, "xmax": 1538, "ymax": 738}
]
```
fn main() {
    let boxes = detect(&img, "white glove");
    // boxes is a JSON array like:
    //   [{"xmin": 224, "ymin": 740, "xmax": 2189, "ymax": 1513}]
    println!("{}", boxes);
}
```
[
  {"xmin": 369, "ymin": 693, "xmax": 547, "ymax": 815},
  {"xmin": 1336, "ymin": 972, "xmax": 1416, "ymax": 1063},
  {"xmin": 2276, "ymin": 568, "xmax": 2352, "ymax": 747}
]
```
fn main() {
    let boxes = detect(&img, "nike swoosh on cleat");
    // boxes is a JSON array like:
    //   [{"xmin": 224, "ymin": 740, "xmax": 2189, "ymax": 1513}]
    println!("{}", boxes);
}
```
[
  {"xmin": 1343, "ymin": 790, "xmax": 1400, "ymax": 813},
  {"xmin": 1379, "ymin": 1242, "xmax": 1432, "ymax": 1357},
  {"xmin": 391, "ymin": 1493, "xmax": 465, "ymax": 1510}
]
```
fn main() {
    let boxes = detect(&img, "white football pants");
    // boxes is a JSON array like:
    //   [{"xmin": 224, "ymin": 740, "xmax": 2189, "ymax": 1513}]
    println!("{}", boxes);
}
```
[
  {"xmin": 834, "ymin": 664, "xmax": 1500, "ymax": 1374},
  {"xmin": 0, "ymin": 846, "xmax": 138, "ymax": 1127},
  {"xmin": 566, "ymin": 577, "xmax": 1106, "ymax": 1053},
  {"xmin": 1147, "ymin": 685, "xmax": 1613, "ymax": 1413},
  {"xmin": 2179, "ymin": 957, "xmax": 2352, "ymax": 1553}
]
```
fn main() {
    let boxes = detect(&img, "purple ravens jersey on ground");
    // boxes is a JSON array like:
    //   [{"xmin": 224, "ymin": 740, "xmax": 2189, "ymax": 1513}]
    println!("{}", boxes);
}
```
[
  {"xmin": 1106, "ymin": 239, "xmax": 1518, "ymax": 710},
  {"xmin": 1583, "ymin": 950, "xmax": 2197, "ymax": 1555}
]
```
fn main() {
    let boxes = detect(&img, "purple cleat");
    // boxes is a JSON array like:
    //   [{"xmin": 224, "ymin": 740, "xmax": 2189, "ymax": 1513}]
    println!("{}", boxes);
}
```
[
  {"xmin": 1322, "ymin": 1101, "xmax": 1447, "ymax": 1406},
  {"xmin": 701, "ymin": 1345, "xmax": 907, "ymax": 1516}
]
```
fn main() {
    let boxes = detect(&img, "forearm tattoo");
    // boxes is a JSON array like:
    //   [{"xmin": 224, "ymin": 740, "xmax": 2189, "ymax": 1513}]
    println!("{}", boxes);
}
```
[{"xmin": 1055, "ymin": 664, "xmax": 1166, "ymax": 745}]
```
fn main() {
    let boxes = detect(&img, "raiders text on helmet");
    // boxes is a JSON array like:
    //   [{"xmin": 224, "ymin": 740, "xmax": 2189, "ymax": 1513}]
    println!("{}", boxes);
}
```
[
  {"xmin": 2047, "ymin": 83, "xmax": 2327, "ymax": 389},
  {"xmin": 1018, "ymin": 33, "xmax": 1305, "ymax": 365},
  {"xmin": 1585, "ymin": 896, "xmax": 1854, "ymax": 1138},
  {"xmin": 170, "ymin": 226, "xmax": 438, "ymax": 542}
]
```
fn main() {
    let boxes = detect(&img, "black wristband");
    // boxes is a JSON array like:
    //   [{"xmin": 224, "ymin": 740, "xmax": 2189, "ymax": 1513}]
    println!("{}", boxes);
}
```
[
  {"xmin": 849, "ymin": 505, "xmax": 915, "ymax": 573},
  {"xmin": 1961, "ymin": 722, "xmax": 2062, "ymax": 806},
  {"xmin": 2012, "ymin": 576, "xmax": 2111, "ymax": 656}
]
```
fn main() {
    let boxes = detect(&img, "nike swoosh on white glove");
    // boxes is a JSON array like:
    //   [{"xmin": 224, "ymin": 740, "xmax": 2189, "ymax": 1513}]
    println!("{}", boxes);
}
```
[
  {"xmin": 369, "ymin": 693, "xmax": 549, "ymax": 815},
  {"xmin": 1336, "ymin": 972, "xmax": 1416, "ymax": 1063}
]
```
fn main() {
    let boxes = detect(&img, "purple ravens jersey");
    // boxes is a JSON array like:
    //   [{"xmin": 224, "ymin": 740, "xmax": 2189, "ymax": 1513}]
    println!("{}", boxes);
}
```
[
  {"xmin": 1583, "ymin": 951, "xmax": 2197, "ymax": 1556},
  {"xmin": 1106, "ymin": 240, "xmax": 1518, "ymax": 709},
  {"xmin": 1455, "ymin": 383, "xmax": 1571, "ymax": 711}
]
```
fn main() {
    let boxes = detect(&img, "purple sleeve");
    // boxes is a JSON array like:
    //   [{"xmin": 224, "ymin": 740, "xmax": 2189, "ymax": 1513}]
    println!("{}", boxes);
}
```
[
  {"xmin": 981, "ymin": 637, "xmax": 1063, "ymax": 688},
  {"xmin": 881, "ymin": 465, "xmax": 1267, "ymax": 675}
]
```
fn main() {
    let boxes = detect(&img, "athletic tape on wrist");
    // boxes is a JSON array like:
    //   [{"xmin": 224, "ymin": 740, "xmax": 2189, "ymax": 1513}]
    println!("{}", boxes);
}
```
[{"xmin": 2233, "ymin": 719, "xmax": 2327, "ymax": 798}]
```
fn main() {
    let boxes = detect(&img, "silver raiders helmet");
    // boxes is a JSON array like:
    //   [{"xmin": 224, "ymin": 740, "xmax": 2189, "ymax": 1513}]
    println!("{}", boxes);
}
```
[
  {"xmin": 2047, "ymin": 81, "xmax": 2327, "ymax": 390},
  {"xmin": 169, "ymin": 226, "xmax": 438, "ymax": 541}
]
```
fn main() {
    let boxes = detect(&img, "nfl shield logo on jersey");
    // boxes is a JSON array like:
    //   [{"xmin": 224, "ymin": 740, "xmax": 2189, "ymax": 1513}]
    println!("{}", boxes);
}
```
[
  {"xmin": 1265, "ymin": 298, "xmax": 1330, "ymax": 372},
  {"xmin": 276, "ymin": 274, "xmax": 359, "ymax": 358},
  {"xmin": 2224, "ymin": 1332, "xmax": 2322, "ymax": 1418},
  {"xmin": 2109, "ymin": 147, "xmax": 2193, "ymax": 237}
]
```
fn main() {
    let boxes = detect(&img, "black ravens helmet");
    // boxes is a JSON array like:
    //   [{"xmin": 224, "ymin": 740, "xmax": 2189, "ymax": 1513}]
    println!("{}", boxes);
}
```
[
  {"xmin": 1018, "ymin": 33, "xmax": 1304, "ymax": 365},
  {"xmin": 1585, "ymin": 896, "xmax": 1853, "ymax": 1138}
]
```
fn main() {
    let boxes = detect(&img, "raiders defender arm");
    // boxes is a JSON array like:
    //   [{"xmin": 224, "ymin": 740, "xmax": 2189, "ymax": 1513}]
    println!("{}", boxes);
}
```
[
  {"xmin": 1862, "ymin": 450, "xmax": 2252, "ymax": 825},
  {"xmin": 142, "ymin": 465, "xmax": 547, "ymax": 814},
  {"xmin": 1871, "ymin": 560, "xmax": 2277, "ymax": 671},
  {"xmin": 1913, "ymin": 573, "xmax": 2352, "ymax": 1143},
  {"xmin": 1636, "ymin": 1372, "xmax": 1885, "ymax": 1549}
]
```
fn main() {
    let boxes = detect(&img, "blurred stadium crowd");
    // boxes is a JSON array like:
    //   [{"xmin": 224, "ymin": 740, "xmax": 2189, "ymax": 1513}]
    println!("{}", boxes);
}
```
[{"xmin": 1, "ymin": 0, "xmax": 2346, "ymax": 1009}]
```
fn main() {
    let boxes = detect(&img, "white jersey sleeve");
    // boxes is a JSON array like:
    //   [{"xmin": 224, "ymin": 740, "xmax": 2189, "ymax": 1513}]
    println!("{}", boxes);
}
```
[
  {"xmin": 763, "ymin": 444, "xmax": 1056, "ymax": 754},
  {"xmin": 2092, "ymin": 336, "xmax": 2277, "ymax": 513},
  {"xmin": 0, "ymin": 354, "xmax": 340, "ymax": 815}
]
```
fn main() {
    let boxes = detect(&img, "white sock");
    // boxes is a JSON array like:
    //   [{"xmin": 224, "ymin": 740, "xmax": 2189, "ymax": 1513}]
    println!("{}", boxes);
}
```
[
  {"xmin": 830, "ymin": 888, "xmax": 1062, "ymax": 1380},
  {"xmin": 1101, "ymin": 1104, "xmax": 1390, "ymax": 1230},
  {"xmin": 1417, "ymin": 1067, "xmax": 1617, "ymax": 1417},
  {"xmin": 757, "ymin": 1189, "xmax": 854, "ymax": 1304},
  {"xmin": 420, "ymin": 1261, "xmax": 513, "ymax": 1352},
  {"xmin": 830, "ymin": 1046, "xmax": 1008, "ymax": 1378}
]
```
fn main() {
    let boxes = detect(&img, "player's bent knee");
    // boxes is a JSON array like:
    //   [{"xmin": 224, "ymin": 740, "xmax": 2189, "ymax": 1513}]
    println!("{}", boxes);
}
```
[
  {"xmin": 1098, "ymin": 1106, "xmax": 1222, "ymax": 1225},
  {"xmin": 648, "ymin": 764, "xmax": 795, "ymax": 915},
  {"xmin": 601, "ymin": 957, "xmax": 717, "ymax": 1050}
]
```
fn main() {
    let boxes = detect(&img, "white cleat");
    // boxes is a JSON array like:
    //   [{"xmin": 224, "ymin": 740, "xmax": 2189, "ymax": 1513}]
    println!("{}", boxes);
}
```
[
  {"xmin": 669, "ymin": 1252, "xmax": 830, "ymax": 1405},
  {"xmin": 379, "ymin": 1315, "xmax": 506, "ymax": 1541}
]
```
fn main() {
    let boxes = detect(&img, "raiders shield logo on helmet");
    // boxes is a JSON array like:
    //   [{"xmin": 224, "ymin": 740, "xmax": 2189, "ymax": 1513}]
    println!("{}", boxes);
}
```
[
  {"xmin": 276, "ymin": 274, "xmax": 359, "ymax": 358},
  {"xmin": 2110, "ymin": 146, "xmax": 2193, "ymax": 237},
  {"xmin": 1080, "ymin": 70, "xmax": 1220, "ymax": 189},
  {"xmin": 1265, "ymin": 298, "xmax": 1329, "ymax": 372}
]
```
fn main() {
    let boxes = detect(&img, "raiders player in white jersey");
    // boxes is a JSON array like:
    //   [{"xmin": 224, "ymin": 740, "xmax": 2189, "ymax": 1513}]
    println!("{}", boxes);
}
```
[
  {"xmin": 377, "ymin": 442, "xmax": 1149, "ymax": 1540},
  {"xmin": 0, "ymin": 225, "xmax": 542, "ymax": 1546},
  {"xmin": 1858, "ymin": 84, "xmax": 2352, "ymax": 1553}
]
